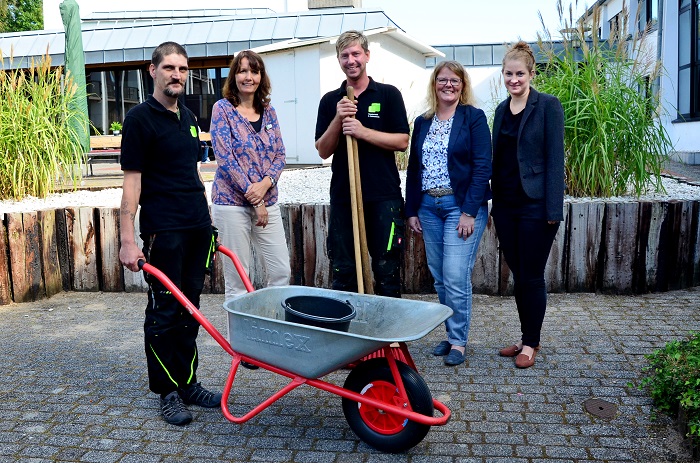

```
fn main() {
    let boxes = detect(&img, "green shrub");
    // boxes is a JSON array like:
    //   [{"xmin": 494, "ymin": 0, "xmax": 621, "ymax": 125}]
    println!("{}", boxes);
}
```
[
  {"xmin": 639, "ymin": 332, "xmax": 700, "ymax": 437},
  {"xmin": 534, "ymin": 0, "xmax": 672, "ymax": 198},
  {"xmin": 0, "ymin": 53, "xmax": 86, "ymax": 200}
]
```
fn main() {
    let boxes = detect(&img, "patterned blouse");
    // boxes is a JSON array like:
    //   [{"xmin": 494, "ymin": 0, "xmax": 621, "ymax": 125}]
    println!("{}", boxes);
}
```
[
  {"xmin": 421, "ymin": 115, "xmax": 453, "ymax": 191},
  {"xmin": 210, "ymin": 98, "xmax": 286, "ymax": 206}
]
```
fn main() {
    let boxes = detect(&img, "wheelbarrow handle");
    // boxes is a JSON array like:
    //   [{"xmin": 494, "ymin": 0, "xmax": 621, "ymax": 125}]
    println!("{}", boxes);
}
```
[
  {"xmin": 215, "ymin": 244, "xmax": 255, "ymax": 293},
  {"xmin": 137, "ymin": 259, "xmax": 235, "ymax": 357}
]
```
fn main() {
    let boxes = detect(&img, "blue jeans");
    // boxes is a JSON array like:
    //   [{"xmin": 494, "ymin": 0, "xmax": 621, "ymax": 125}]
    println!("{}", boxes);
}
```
[{"xmin": 418, "ymin": 195, "xmax": 487, "ymax": 346}]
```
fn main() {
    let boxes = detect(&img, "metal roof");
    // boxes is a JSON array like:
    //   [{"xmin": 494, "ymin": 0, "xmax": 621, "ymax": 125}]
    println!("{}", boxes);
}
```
[{"xmin": 0, "ymin": 8, "xmax": 407, "ymax": 69}]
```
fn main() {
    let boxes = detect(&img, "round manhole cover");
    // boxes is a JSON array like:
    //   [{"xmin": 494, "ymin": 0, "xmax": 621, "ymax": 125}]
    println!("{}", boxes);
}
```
[{"xmin": 583, "ymin": 398, "xmax": 618, "ymax": 419}]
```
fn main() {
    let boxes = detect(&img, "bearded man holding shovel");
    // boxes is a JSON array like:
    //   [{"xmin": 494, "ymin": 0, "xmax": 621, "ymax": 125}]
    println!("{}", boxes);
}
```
[{"xmin": 315, "ymin": 30, "xmax": 409, "ymax": 297}]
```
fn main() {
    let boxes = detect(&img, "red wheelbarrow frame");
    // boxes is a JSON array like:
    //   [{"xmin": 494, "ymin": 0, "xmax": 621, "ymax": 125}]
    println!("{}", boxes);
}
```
[{"xmin": 138, "ymin": 245, "xmax": 451, "ymax": 429}]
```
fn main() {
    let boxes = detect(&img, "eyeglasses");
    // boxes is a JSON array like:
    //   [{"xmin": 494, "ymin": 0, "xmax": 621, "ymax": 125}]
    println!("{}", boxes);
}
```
[{"xmin": 436, "ymin": 77, "xmax": 462, "ymax": 86}]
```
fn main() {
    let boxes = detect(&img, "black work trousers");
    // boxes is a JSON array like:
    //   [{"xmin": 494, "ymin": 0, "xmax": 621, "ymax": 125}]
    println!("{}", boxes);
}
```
[
  {"xmin": 492, "ymin": 213, "xmax": 559, "ymax": 348},
  {"xmin": 142, "ymin": 226, "xmax": 212, "ymax": 395},
  {"xmin": 327, "ymin": 198, "xmax": 405, "ymax": 297}
]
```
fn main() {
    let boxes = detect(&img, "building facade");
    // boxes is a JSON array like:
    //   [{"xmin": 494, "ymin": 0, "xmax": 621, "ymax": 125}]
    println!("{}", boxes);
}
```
[{"xmin": 582, "ymin": 0, "xmax": 699, "ymax": 163}]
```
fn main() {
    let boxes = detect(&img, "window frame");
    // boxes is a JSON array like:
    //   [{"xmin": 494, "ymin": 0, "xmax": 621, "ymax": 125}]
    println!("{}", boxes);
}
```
[{"xmin": 676, "ymin": 0, "xmax": 700, "ymax": 121}]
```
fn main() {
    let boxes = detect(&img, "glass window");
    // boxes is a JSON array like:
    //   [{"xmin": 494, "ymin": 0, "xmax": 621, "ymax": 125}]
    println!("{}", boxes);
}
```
[
  {"xmin": 678, "ymin": 67, "xmax": 690, "ymax": 115},
  {"xmin": 650, "ymin": 0, "xmax": 659, "ymax": 25},
  {"xmin": 473, "ymin": 45, "xmax": 492, "ymax": 65},
  {"xmin": 638, "ymin": 0, "xmax": 647, "ymax": 30},
  {"xmin": 492, "ymin": 45, "xmax": 507, "ymax": 65},
  {"xmin": 680, "ymin": 9, "xmax": 691, "ymax": 66},
  {"xmin": 435, "ymin": 46, "xmax": 454, "ymax": 61},
  {"xmin": 697, "ymin": 3, "xmax": 700, "ymax": 59},
  {"xmin": 454, "ymin": 46, "xmax": 473, "ymax": 66},
  {"xmin": 678, "ymin": 0, "xmax": 698, "ymax": 118}
]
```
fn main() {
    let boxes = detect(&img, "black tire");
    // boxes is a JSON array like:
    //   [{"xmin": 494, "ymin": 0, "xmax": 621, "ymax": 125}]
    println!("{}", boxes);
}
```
[{"xmin": 341, "ymin": 358, "xmax": 433, "ymax": 453}]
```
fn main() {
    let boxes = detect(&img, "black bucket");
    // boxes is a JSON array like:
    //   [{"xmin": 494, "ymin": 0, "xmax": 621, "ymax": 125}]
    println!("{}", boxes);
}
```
[{"xmin": 282, "ymin": 295, "xmax": 356, "ymax": 332}]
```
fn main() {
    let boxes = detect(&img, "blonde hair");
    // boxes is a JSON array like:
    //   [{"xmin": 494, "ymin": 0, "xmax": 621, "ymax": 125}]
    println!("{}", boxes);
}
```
[
  {"xmin": 424, "ymin": 60, "xmax": 475, "ymax": 119},
  {"xmin": 336, "ymin": 30, "xmax": 369, "ymax": 56},
  {"xmin": 502, "ymin": 40, "xmax": 536, "ymax": 72}
]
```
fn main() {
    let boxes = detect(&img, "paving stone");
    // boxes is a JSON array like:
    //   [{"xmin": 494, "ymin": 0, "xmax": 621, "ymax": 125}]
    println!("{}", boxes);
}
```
[{"xmin": 0, "ymin": 290, "xmax": 698, "ymax": 462}]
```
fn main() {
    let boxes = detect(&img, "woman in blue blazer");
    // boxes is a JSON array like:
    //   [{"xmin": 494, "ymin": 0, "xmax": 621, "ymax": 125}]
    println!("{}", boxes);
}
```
[
  {"xmin": 492, "ymin": 41, "xmax": 565, "ymax": 369},
  {"xmin": 406, "ymin": 61, "xmax": 492, "ymax": 366}
]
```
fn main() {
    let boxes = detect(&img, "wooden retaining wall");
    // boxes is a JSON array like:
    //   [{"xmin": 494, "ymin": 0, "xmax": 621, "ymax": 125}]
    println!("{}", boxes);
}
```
[{"xmin": 1, "ymin": 200, "xmax": 699, "ymax": 304}]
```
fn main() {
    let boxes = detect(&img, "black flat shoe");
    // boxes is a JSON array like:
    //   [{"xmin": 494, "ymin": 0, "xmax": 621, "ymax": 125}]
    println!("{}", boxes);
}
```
[
  {"xmin": 444, "ymin": 348, "xmax": 465, "ymax": 366},
  {"xmin": 432, "ymin": 340, "xmax": 451, "ymax": 356},
  {"xmin": 241, "ymin": 361, "xmax": 259, "ymax": 370}
]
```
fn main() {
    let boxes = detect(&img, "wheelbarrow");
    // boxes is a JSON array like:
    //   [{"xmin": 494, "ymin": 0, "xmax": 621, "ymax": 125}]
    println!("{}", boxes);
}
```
[{"xmin": 139, "ymin": 245, "xmax": 453, "ymax": 453}]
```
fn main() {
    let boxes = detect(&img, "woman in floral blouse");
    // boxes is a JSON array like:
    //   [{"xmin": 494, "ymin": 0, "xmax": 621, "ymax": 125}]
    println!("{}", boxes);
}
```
[
  {"xmin": 405, "ymin": 61, "xmax": 492, "ymax": 366},
  {"xmin": 210, "ymin": 50, "xmax": 290, "ymax": 299}
]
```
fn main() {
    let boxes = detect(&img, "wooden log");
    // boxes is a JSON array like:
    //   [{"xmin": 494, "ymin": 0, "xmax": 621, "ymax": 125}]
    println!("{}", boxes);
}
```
[
  {"xmin": 7, "ymin": 212, "xmax": 45, "ymax": 302},
  {"xmin": 566, "ymin": 201, "xmax": 604, "ymax": 292},
  {"xmin": 401, "ymin": 227, "xmax": 433, "ymax": 294},
  {"xmin": 65, "ymin": 207, "xmax": 99, "ymax": 291},
  {"xmin": 301, "ymin": 204, "xmax": 317, "ymax": 287},
  {"xmin": 545, "ymin": 204, "xmax": 569, "ymax": 293},
  {"xmin": 662, "ymin": 200, "xmax": 695, "ymax": 291},
  {"xmin": 123, "ymin": 208, "xmax": 148, "ymax": 292},
  {"xmin": 677, "ymin": 200, "xmax": 696, "ymax": 289},
  {"xmin": 473, "ymin": 213, "xmax": 499, "ymax": 295},
  {"xmin": 38, "ymin": 210, "xmax": 62, "ymax": 298},
  {"xmin": 298, "ymin": 204, "xmax": 333, "ymax": 288},
  {"xmin": 249, "ymin": 243, "xmax": 264, "ymax": 289},
  {"xmin": 692, "ymin": 201, "xmax": 700, "ymax": 287},
  {"xmin": 312, "ymin": 204, "xmax": 331, "ymax": 288},
  {"xmin": 281, "ymin": 204, "xmax": 303, "ymax": 286},
  {"xmin": 98, "ymin": 207, "xmax": 124, "ymax": 292},
  {"xmin": 55, "ymin": 209, "xmax": 72, "ymax": 290},
  {"xmin": 635, "ymin": 201, "xmax": 666, "ymax": 293},
  {"xmin": 0, "ymin": 216, "xmax": 12, "ymax": 304},
  {"xmin": 498, "ymin": 248, "xmax": 514, "ymax": 296},
  {"xmin": 211, "ymin": 247, "xmax": 225, "ymax": 295},
  {"xmin": 600, "ymin": 201, "xmax": 639, "ymax": 294}
]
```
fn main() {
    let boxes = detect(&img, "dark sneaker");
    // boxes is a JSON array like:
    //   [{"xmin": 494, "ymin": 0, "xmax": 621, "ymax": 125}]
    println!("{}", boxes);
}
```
[
  {"xmin": 160, "ymin": 391, "xmax": 192, "ymax": 426},
  {"xmin": 179, "ymin": 382, "xmax": 222, "ymax": 408}
]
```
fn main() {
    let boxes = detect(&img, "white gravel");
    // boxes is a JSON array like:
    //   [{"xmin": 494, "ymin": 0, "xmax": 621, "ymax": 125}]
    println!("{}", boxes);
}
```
[{"xmin": 1, "ymin": 166, "xmax": 699, "ymax": 214}]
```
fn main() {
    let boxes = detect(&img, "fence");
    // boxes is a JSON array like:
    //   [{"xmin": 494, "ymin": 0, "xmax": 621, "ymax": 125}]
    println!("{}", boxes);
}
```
[{"xmin": 1, "ymin": 199, "xmax": 699, "ymax": 304}]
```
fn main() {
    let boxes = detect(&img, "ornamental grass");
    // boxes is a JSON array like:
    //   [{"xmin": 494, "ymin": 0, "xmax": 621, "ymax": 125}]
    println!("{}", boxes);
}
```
[
  {"xmin": 0, "ymin": 51, "xmax": 86, "ymax": 200},
  {"xmin": 535, "ymin": 0, "xmax": 672, "ymax": 198}
]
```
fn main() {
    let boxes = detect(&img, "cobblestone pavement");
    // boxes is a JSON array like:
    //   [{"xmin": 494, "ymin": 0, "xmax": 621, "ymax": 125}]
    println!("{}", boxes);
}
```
[{"xmin": 1, "ymin": 289, "xmax": 699, "ymax": 462}]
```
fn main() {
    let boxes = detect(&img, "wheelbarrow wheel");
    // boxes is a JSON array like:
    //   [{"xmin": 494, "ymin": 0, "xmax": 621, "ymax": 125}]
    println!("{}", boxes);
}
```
[{"xmin": 341, "ymin": 358, "xmax": 433, "ymax": 453}]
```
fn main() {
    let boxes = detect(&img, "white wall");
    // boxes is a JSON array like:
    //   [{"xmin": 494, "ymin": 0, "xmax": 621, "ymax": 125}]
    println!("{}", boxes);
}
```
[
  {"xmin": 658, "ymin": 0, "xmax": 700, "ymax": 162},
  {"xmin": 265, "ymin": 46, "xmax": 322, "ymax": 165}
]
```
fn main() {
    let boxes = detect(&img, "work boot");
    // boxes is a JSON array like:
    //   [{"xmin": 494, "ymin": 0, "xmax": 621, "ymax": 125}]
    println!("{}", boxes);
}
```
[
  {"xmin": 160, "ymin": 391, "xmax": 192, "ymax": 426},
  {"xmin": 179, "ymin": 382, "xmax": 222, "ymax": 408}
]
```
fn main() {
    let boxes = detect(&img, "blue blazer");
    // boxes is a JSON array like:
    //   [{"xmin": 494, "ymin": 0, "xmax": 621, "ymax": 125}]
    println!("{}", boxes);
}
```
[
  {"xmin": 405, "ymin": 104, "xmax": 492, "ymax": 218},
  {"xmin": 491, "ymin": 88, "xmax": 565, "ymax": 221}
]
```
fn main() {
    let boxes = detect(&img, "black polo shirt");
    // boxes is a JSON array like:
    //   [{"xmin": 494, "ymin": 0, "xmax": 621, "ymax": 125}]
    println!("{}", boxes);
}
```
[
  {"xmin": 315, "ymin": 77, "xmax": 409, "ymax": 205},
  {"xmin": 121, "ymin": 95, "xmax": 210, "ymax": 235}
]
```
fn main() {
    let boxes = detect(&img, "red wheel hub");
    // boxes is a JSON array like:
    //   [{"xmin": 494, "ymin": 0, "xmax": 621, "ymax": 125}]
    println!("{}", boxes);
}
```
[{"xmin": 357, "ymin": 380, "xmax": 409, "ymax": 435}]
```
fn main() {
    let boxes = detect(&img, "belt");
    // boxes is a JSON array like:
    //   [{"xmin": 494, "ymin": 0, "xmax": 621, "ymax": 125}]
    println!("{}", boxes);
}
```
[{"xmin": 425, "ymin": 188, "xmax": 453, "ymax": 197}]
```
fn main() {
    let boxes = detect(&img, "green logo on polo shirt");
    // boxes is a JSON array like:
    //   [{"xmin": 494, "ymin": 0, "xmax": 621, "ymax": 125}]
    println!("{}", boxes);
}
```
[
  {"xmin": 368, "ymin": 103, "xmax": 381, "ymax": 113},
  {"xmin": 190, "ymin": 126, "xmax": 197, "ymax": 137}
]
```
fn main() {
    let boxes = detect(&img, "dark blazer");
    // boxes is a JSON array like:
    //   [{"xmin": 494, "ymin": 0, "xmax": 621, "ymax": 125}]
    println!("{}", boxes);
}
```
[
  {"xmin": 405, "ymin": 104, "xmax": 492, "ymax": 218},
  {"xmin": 491, "ymin": 88, "xmax": 565, "ymax": 221}
]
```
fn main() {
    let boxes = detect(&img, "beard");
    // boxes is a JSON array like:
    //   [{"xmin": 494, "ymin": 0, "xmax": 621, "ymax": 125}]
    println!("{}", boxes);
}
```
[{"xmin": 163, "ymin": 81, "xmax": 184, "ymax": 98}]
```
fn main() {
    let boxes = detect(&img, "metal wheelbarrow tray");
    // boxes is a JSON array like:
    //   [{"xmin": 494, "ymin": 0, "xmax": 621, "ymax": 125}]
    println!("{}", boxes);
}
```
[
  {"xmin": 140, "ymin": 245, "xmax": 453, "ymax": 453},
  {"xmin": 225, "ymin": 285, "xmax": 452, "ymax": 378}
]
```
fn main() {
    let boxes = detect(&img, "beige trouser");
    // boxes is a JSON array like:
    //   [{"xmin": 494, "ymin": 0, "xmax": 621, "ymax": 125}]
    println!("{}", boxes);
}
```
[{"xmin": 211, "ymin": 203, "xmax": 291, "ymax": 299}]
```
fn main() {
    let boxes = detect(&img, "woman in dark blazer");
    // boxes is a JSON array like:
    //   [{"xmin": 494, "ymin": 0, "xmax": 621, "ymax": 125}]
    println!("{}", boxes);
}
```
[
  {"xmin": 491, "ymin": 41, "xmax": 565, "ymax": 369},
  {"xmin": 406, "ymin": 60, "xmax": 492, "ymax": 366}
]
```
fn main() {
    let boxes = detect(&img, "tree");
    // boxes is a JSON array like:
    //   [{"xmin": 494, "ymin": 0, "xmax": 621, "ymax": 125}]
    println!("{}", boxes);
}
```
[{"xmin": 1, "ymin": 0, "xmax": 43, "ymax": 33}]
